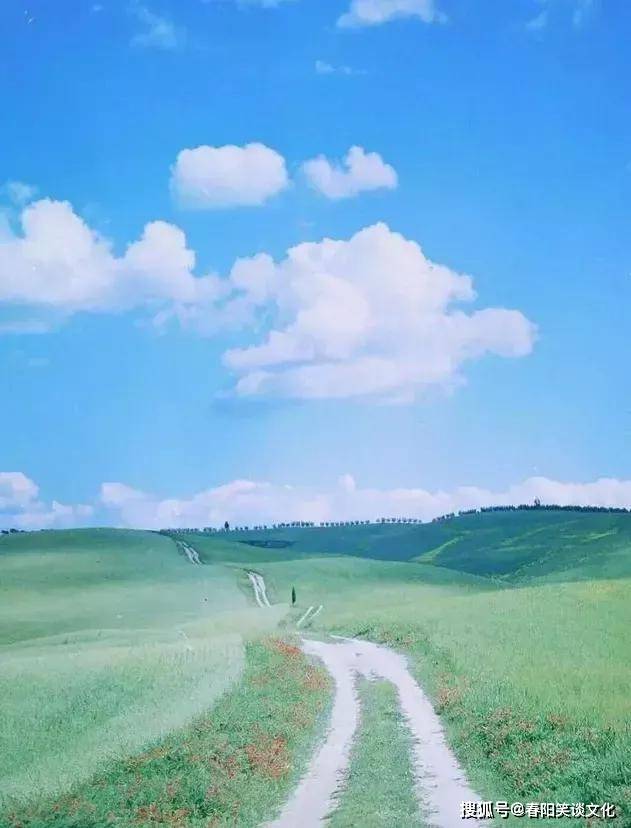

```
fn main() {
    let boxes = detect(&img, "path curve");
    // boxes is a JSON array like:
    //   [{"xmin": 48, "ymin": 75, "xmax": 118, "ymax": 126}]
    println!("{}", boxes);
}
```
[
  {"xmin": 247, "ymin": 571, "xmax": 271, "ymax": 607},
  {"xmin": 267, "ymin": 639, "xmax": 359, "ymax": 828},
  {"xmin": 176, "ymin": 540, "xmax": 201, "ymax": 565},
  {"xmin": 268, "ymin": 637, "xmax": 479, "ymax": 828}
]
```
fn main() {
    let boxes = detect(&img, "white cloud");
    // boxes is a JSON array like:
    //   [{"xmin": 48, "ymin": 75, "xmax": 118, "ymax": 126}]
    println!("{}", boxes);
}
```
[
  {"xmin": 170, "ymin": 143, "xmax": 289, "ymax": 209},
  {"xmin": 526, "ymin": 0, "xmax": 597, "ymax": 32},
  {"xmin": 338, "ymin": 0, "xmax": 446, "ymax": 28},
  {"xmin": 204, "ymin": 0, "xmax": 294, "ymax": 6},
  {"xmin": 0, "ymin": 472, "xmax": 93, "ymax": 530},
  {"xmin": 0, "ymin": 472, "xmax": 39, "ymax": 510},
  {"xmin": 315, "ymin": 60, "xmax": 363, "ymax": 76},
  {"xmin": 302, "ymin": 146, "xmax": 398, "ymax": 199},
  {"xmin": 0, "ymin": 198, "xmax": 220, "ymax": 327},
  {"xmin": 239, "ymin": 0, "xmax": 294, "ymax": 5},
  {"xmin": 0, "ymin": 202, "xmax": 536, "ymax": 405},
  {"xmin": 222, "ymin": 222, "xmax": 536, "ymax": 402},
  {"xmin": 130, "ymin": 4, "xmax": 184, "ymax": 50},
  {"xmin": 100, "ymin": 474, "xmax": 631, "ymax": 529},
  {"xmin": 3, "ymin": 181, "xmax": 38, "ymax": 206},
  {"xmin": 572, "ymin": 0, "xmax": 596, "ymax": 27},
  {"xmin": 526, "ymin": 9, "xmax": 548, "ymax": 30},
  {"xmin": 6, "ymin": 471, "xmax": 630, "ymax": 531}
]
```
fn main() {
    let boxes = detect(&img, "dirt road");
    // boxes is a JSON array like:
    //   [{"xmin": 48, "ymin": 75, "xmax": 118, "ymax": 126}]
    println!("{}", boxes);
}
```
[
  {"xmin": 247, "ymin": 571, "xmax": 271, "ymax": 607},
  {"xmin": 243, "ymin": 573, "xmax": 476, "ymax": 826},
  {"xmin": 269, "ymin": 637, "xmax": 479, "ymax": 828}
]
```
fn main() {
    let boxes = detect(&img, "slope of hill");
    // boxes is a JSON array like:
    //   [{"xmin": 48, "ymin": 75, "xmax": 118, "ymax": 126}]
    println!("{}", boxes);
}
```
[
  {"xmin": 408, "ymin": 510, "xmax": 631, "ymax": 581},
  {"xmin": 0, "ymin": 529, "xmax": 283, "ymax": 807},
  {"xmin": 3, "ymin": 514, "xmax": 630, "ymax": 825},
  {"xmin": 183, "ymin": 508, "xmax": 631, "ymax": 583},
  {"xmin": 245, "ymin": 521, "xmax": 630, "ymax": 821}
]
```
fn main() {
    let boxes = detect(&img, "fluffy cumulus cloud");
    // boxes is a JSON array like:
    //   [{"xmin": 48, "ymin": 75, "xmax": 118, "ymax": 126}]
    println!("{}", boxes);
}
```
[
  {"xmin": 0, "ymin": 198, "xmax": 535, "ymax": 403},
  {"xmin": 4, "ymin": 472, "xmax": 630, "ymax": 531},
  {"xmin": 302, "ymin": 146, "xmax": 397, "ymax": 199},
  {"xmin": 100, "ymin": 475, "xmax": 631, "ymax": 529},
  {"xmin": 0, "ymin": 472, "xmax": 39, "ymax": 510},
  {"xmin": 0, "ymin": 198, "xmax": 221, "ymax": 329},
  {"xmin": 222, "ymin": 222, "xmax": 536, "ymax": 402},
  {"xmin": 170, "ymin": 143, "xmax": 289, "ymax": 209},
  {"xmin": 338, "ymin": 0, "xmax": 446, "ymax": 28},
  {"xmin": 0, "ymin": 472, "xmax": 93, "ymax": 530}
]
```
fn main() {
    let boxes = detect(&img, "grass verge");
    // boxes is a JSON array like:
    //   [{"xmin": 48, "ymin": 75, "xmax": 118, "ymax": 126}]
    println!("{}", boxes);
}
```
[
  {"xmin": 2, "ymin": 637, "xmax": 331, "ymax": 828},
  {"xmin": 329, "ymin": 679, "xmax": 423, "ymax": 828}
]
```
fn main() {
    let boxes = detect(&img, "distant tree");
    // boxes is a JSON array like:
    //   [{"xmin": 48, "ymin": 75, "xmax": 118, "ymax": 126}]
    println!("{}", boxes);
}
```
[{"xmin": 291, "ymin": 586, "xmax": 296, "ymax": 606}]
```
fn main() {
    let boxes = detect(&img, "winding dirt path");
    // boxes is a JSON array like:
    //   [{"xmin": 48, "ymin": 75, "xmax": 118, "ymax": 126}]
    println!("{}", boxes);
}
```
[
  {"xmin": 267, "ymin": 639, "xmax": 359, "ymax": 828},
  {"xmin": 241, "ymin": 571, "xmax": 475, "ymax": 825},
  {"xmin": 247, "ymin": 571, "xmax": 271, "ymax": 607},
  {"xmin": 269, "ymin": 637, "xmax": 479, "ymax": 828},
  {"xmin": 176, "ymin": 540, "xmax": 201, "ymax": 565}
]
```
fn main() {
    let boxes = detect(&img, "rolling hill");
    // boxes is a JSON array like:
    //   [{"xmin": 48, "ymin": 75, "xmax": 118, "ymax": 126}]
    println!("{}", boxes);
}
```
[
  {"xmin": 2, "ymin": 510, "xmax": 630, "ymax": 826},
  {"xmin": 178, "ymin": 507, "xmax": 631, "ymax": 582}
]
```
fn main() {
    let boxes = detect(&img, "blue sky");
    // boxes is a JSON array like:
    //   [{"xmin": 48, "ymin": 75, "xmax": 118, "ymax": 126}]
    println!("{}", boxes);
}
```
[{"xmin": 1, "ymin": 0, "xmax": 630, "ymax": 528}]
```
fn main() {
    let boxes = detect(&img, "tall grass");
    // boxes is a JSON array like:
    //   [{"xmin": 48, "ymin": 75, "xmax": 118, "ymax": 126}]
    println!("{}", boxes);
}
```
[
  {"xmin": 4, "ymin": 638, "xmax": 331, "ymax": 828},
  {"xmin": 0, "ymin": 530, "xmax": 284, "ymax": 808},
  {"xmin": 261, "ymin": 557, "xmax": 631, "ymax": 819}
]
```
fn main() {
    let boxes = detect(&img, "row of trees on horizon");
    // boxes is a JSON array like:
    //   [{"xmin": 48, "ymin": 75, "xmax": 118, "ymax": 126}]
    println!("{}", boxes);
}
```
[
  {"xmin": 2, "ymin": 501, "xmax": 629, "ymax": 536},
  {"xmin": 158, "ymin": 501, "xmax": 631, "ymax": 536}
]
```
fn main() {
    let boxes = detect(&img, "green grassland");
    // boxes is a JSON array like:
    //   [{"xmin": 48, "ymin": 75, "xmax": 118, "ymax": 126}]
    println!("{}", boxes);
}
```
[
  {"xmin": 213, "ymin": 508, "xmax": 631, "ymax": 581},
  {"xmin": 4, "ymin": 638, "xmax": 330, "ymax": 828},
  {"xmin": 146, "ymin": 513, "xmax": 631, "ymax": 819},
  {"xmin": 2, "ymin": 511, "xmax": 630, "ymax": 825},
  {"xmin": 195, "ymin": 512, "xmax": 631, "ymax": 820},
  {"xmin": 0, "ymin": 529, "xmax": 284, "ymax": 809}
]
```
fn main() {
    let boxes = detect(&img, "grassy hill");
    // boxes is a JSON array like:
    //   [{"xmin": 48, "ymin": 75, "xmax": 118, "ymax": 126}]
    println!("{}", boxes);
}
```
[
  {"xmin": 0, "ymin": 529, "xmax": 283, "ymax": 808},
  {"xmin": 181, "ymin": 507, "xmax": 631, "ymax": 582},
  {"xmin": 309, "ymin": 568, "xmax": 631, "ymax": 822},
  {"xmin": 2, "ymin": 511, "xmax": 630, "ymax": 825},
  {"xmin": 179, "ymin": 511, "xmax": 631, "ymax": 821},
  {"xmin": 407, "ymin": 509, "xmax": 631, "ymax": 581}
]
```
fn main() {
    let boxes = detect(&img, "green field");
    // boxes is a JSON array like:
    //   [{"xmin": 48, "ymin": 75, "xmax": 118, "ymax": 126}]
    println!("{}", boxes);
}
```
[
  {"xmin": 210, "ymin": 508, "xmax": 631, "ymax": 580},
  {"xmin": 0, "ymin": 529, "xmax": 283, "ymax": 810},
  {"xmin": 2, "ymin": 510, "xmax": 630, "ymax": 826}
]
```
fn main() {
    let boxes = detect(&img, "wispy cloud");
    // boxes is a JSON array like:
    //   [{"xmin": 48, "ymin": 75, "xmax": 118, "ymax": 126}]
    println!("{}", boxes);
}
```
[
  {"xmin": 202, "ymin": 0, "xmax": 295, "ymax": 7},
  {"xmin": 315, "ymin": 60, "xmax": 365, "ymax": 77},
  {"xmin": 526, "ymin": 0, "xmax": 598, "ymax": 33},
  {"xmin": 526, "ymin": 9, "xmax": 548, "ymax": 31},
  {"xmin": 129, "ymin": 4, "xmax": 185, "ymax": 50},
  {"xmin": 2, "ymin": 181, "xmax": 38, "ymax": 207},
  {"xmin": 572, "ymin": 0, "xmax": 596, "ymax": 27},
  {"xmin": 338, "ymin": 0, "xmax": 446, "ymax": 28}
]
